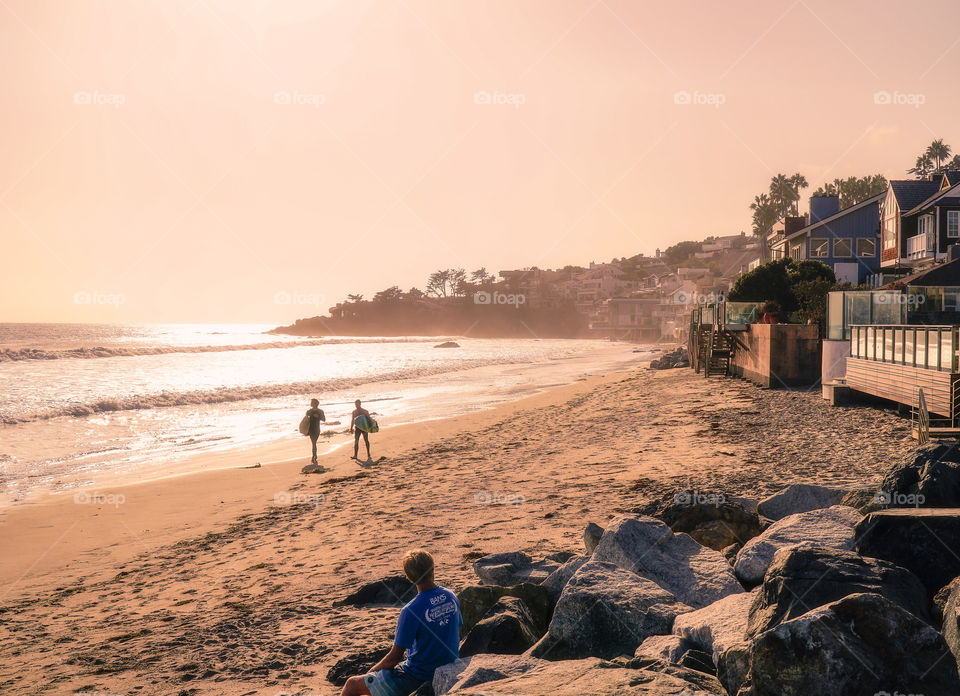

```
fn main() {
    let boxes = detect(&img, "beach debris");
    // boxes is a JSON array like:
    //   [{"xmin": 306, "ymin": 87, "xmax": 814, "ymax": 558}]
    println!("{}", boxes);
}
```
[
  {"xmin": 672, "ymin": 589, "xmax": 753, "ymax": 665},
  {"xmin": 733, "ymin": 505, "xmax": 862, "ymax": 586},
  {"xmin": 638, "ymin": 492, "xmax": 764, "ymax": 551},
  {"xmin": 333, "ymin": 575, "xmax": 417, "ymax": 607},
  {"xmin": 747, "ymin": 545, "xmax": 929, "ymax": 637},
  {"xmin": 471, "ymin": 551, "xmax": 561, "ymax": 587},
  {"xmin": 856, "ymin": 509, "xmax": 960, "ymax": 598},
  {"xmin": 300, "ymin": 463, "xmax": 327, "ymax": 474},
  {"xmin": 434, "ymin": 341, "xmax": 460, "ymax": 348},
  {"xmin": 529, "ymin": 561, "xmax": 691, "ymax": 661},
  {"xmin": 459, "ymin": 596, "xmax": 541, "ymax": 657},
  {"xmin": 756, "ymin": 482, "xmax": 846, "ymax": 520},
  {"xmin": 457, "ymin": 583, "xmax": 551, "ymax": 635},
  {"xmin": 441, "ymin": 655, "xmax": 724, "ymax": 695},
  {"xmin": 433, "ymin": 654, "xmax": 540, "ymax": 695},
  {"xmin": 877, "ymin": 440, "xmax": 960, "ymax": 508},
  {"xmin": 582, "ymin": 522, "xmax": 603, "ymax": 554},
  {"xmin": 325, "ymin": 646, "xmax": 391, "ymax": 686},
  {"xmin": 591, "ymin": 515, "xmax": 743, "ymax": 608},
  {"xmin": 738, "ymin": 593, "xmax": 960, "ymax": 696}
]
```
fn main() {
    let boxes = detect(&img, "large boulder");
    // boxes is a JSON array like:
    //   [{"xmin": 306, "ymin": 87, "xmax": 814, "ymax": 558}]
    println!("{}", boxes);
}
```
[
  {"xmin": 672, "ymin": 590, "xmax": 753, "ymax": 663},
  {"xmin": 583, "ymin": 522, "xmax": 604, "ymax": 553},
  {"xmin": 634, "ymin": 634, "xmax": 691, "ymax": 663},
  {"xmin": 325, "ymin": 647, "xmax": 390, "ymax": 685},
  {"xmin": 458, "ymin": 596, "xmax": 541, "ymax": 657},
  {"xmin": 879, "ymin": 441, "xmax": 960, "ymax": 508},
  {"xmin": 471, "ymin": 551, "xmax": 560, "ymax": 586},
  {"xmin": 540, "ymin": 555, "xmax": 588, "ymax": 600},
  {"xmin": 739, "ymin": 593, "xmax": 960, "ymax": 695},
  {"xmin": 334, "ymin": 576, "xmax": 416, "ymax": 607},
  {"xmin": 433, "ymin": 655, "xmax": 539, "ymax": 695},
  {"xmin": 757, "ymin": 483, "xmax": 846, "ymax": 520},
  {"xmin": 642, "ymin": 493, "xmax": 764, "ymax": 551},
  {"xmin": 456, "ymin": 583, "xmax": 551, "ymax": 635},
  {"xmin": 447, "ymin": 657, "xmax": 724, "ymax": 695},
  {"xmin": 855, "ymin": 508, "xmax": 960, "ymax": 597},
  {"xmin": 748, "ymin": 545, "xmax": 930, "ymax": 636},
  {"xmin": 529, "ymin": 561, "xmax": 691, "ymax": 660},
  {"xmin": 733, "ymin": 505, "xmax": 862, "ymax": 585},
  {"xmin": 592, "ymin": 515, "xmax": 743, "ymax": 608},
  {"xmin": 937, "ymin": 577, "xmax": 960, "ymax": 672}
]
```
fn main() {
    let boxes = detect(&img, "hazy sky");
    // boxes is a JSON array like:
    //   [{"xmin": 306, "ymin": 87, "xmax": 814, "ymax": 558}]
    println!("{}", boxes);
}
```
[{"xmin": 3, "ymin": 0, "xmax": 960, "ymax": 323}]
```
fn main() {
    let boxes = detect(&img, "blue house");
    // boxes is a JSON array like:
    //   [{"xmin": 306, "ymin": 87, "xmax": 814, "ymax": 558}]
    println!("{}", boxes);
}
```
[{"xmin": 768, "ymin": 193, "xmax": 883, "ymax": 284}]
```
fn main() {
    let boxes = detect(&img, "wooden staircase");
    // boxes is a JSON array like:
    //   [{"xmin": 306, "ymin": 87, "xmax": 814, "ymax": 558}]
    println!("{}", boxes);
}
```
[{"xmin": 702, "ymin": 328, "xmax": 735, "ymax": 378}]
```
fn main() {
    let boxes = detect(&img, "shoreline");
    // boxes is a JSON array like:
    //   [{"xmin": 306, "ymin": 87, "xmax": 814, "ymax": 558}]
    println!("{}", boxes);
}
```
[{"xmin": 0, "ymin": 366, "xmax": 917, "ymax": 695}]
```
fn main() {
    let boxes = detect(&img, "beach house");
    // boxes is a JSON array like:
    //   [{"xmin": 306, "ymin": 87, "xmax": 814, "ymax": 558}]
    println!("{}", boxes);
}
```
[
  {"xmin": 880, "ymin": 171, "xmax": 960, "ymax": 270},
  {"xmin": 768, "ymin": 193, "xmax": 883, "ymax": 284}
]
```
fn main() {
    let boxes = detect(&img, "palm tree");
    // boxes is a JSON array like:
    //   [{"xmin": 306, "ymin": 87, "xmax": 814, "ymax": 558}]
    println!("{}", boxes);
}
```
[
  {"xmin": 750, "ymin": 194, "xmax": 779, "ymax": 262},
  {"xmin": 947, "ymin": 154, "xmax": 960, "ymax": 172},
  {"xmin": 788, "ymin": 173, "xmax": 809, "ymax": 215},
  {"xmin": 908, "ymin": 154, "xmax": 934, "ymax": 179},
  {"xmin": 768, "ymin": 174, "xmax": 795, "ymax": 220},
  {"xmin": 926, "ymin": 139, "xmax": 952, "ymax": 173}
]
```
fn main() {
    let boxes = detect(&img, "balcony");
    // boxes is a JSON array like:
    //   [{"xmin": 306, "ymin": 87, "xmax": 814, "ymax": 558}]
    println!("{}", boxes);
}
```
[{"xmin": 906, "ymin": 231, "xmax": 934, "ymax": 263}]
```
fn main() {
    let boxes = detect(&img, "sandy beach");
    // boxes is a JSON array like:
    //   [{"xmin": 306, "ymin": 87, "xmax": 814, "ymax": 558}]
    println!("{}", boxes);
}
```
[{"xmin": 0, "ymin": 365, "xmax": 916, "ymax": 695}]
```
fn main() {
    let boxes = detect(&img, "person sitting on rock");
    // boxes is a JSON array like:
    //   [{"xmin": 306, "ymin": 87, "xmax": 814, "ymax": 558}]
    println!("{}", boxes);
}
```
[{"xmin": 340, "ymin": 550, "xmax": 461, "ymax": 696}]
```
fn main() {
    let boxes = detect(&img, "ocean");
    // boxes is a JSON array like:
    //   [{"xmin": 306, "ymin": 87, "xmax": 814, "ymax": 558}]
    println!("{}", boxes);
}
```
[{"xmin": 0, "ymin": 324, "xmax": 644, "ymax": 505}]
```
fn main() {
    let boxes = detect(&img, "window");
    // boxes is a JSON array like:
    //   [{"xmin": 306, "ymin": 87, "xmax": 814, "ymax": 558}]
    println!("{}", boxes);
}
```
[
  {"xmin": 857, "ymin": 238, "xmax": 876, "ymax": 257},
  {"xmin": 810, "ymin": 238, "xmax": 829, "ymax": 257},
  {"xmin": 949, "ymin": 211, "xmax": 960, "ymax": 238},
  {"xmin": 919, "ymin": 214, "xmax": 934, "ymax": 237},
  {"xmin": 833, "ymin": 239, "xmax": 852, "ymax": 257}
]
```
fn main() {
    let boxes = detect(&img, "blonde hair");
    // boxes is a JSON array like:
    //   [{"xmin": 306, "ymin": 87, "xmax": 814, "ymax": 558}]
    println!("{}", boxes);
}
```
[{"xmin": 402, "ymin": 549, "xmax": 434, "ymax": 584}]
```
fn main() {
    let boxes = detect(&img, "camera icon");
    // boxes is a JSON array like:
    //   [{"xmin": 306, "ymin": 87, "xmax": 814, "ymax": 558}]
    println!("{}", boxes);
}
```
[
  {"xmin": 674, "ymin": 291, "xmax": 690, "ymax": 305},
  {"xmin": 673, "ymin": 90, "xmax": 692, "ymax": 105},
  {"xmin": 874, "ymin": 90, "xmax": 891, "ymax": 105},
  {"xmin": 73, "ymin": 491, "xmax": 91, "ymax": 504},
  {"xmin": 474, "ymin": 291, "xmax": 492, "ymax": 305},
  {"xmin": 473, "ymin": 91, "xmax": 491, "ymax": 105},
  {"xmin": 673, "ymin": 490, "xmax": 692, "ymax": 505},
  {"xmin": 474, "ymin": 491, "xmax": 492, "ymax": 504},
  {"xmin": 274, "ymin": 291, "xmax": 292, "ymax": 305},
  {"xmin": 274, "ymin": 492, "xmax": 292, "ymax": 505},
  {"xmin": 273, "ymin": 90, "xmax": 292, "ymax": 105},
  {"xmin": 73, "ymin": 91, "xmax": 92, "ymax": 105},
  {"xmin": 873, "ymin": 490, "xmax": 891, "ymax": 505},
  {"xmin": 74, "ymin": 291, "xmax": 92, "ymax": 305}
]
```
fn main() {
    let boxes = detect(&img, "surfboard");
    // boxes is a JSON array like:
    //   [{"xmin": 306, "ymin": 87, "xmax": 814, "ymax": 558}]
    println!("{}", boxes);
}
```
[{"xmin": 354, "ymin": 415, "xmax": 379, "ymax": 433}]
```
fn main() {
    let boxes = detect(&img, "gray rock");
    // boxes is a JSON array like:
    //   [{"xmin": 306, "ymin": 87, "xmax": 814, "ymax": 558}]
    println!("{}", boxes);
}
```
[
  {"xmin": 634, "ymin": 634, "xmax": 691, "ymax": 663},
  {"xmin": 747, "ymin": 545, "xmax": 930, "ymax": 636},
  {"xmin": 334, "ymin": 575, "xmax": 416, "ymax": 607},
  {"xmin": 592, "ymin": 514, "xmax": 743, "ymax": 608},
  {"xmin": 471, "ymin": 551, "xmax": 560, "ymax": 586},
  {"xmin": 456, "ymin": 583, "xmax": 551, "ymax": 636},
  {"xmin": 432, "ymin": 654, "xmax": 539, "ymax": 695},
  {"xmin": 936, "ymin": 577, "xmax": 960, "ymax": 672},
  {"xmin": 529, "ymin": 561, "xmax": 691, "ymax": 660},
  {"xmin": 733, "ymin": 505, "xmax": 862, "ymax": 585},
  {"xmin": 716, "ymin": 641, "xmax": 751, "ymax": 696},
  {"xmin": 878, "ymin": 441, "xmax": 960, "ymax": 507},
  {"xmin": 583, "ymin": 522, "xmax": 604, "ymax": 553},
  {"xmin": 641, "ymin": 493, "xmax": 763, "ymax": 551},
  {"xmin": 739, "ymin": 593, "xmax": 960, "ymax": 696},
  {"xmin": 540, "ymin": 555, "xmax": 588, "ymax": 600},
  {"xmin": 458, "ymin": 596, "xmax": 541, "ymax": 657},
  {"xmin": 757, "ymin": 483, "xmax": 847, "ymax": 520},
  {"xmin": 448, "ymin": 656, "xmax": 724, "ymax": 695},
  {"xmin": 672, "ymin": 589, "xmax": 754, "ymax": 662},
  {"xmin": 856, "ymin": 508, "xmax": 960, "ymax": 598}
]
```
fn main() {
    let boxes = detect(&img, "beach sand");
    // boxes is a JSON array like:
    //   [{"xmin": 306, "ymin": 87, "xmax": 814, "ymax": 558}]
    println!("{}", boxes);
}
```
[{"xmin": 0, "ymin": 366, "xmax": 916, "ymax": 695}]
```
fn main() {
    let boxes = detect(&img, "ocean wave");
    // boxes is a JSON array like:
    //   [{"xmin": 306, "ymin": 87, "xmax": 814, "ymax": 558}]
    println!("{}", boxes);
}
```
[
  {"xmin": 0, "ymin": 337, "xmax": 453, "ymax": 362},
  {"xmin": 0, "ymin": 358, "xmax": 509, "ymax": 425}
]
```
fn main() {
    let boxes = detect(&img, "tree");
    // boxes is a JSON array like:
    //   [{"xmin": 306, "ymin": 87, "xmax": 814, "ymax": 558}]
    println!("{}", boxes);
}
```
[
  {"xmin": 769, "ymin": 174, "xmax": 797, "ymax": 220},
  {"xmin": 813, "ymin": 175, "xmax": 887, "ymax": 209},
  {"xmin": 372, "ymin": 286, "xmax": 402, "ymax": 303},
  {"xmin": 405, "ymin": 287, "xmax": 425, "ymax": 301},
  {"xmin": 788, "ymin": 173, "xmax": 809, "ymax": 215},
  {"xmin": 908, "ymin": 153, "xmax": 934, "ymax": 179},
  {"xmin": 449, "ymin": 268, "xmax": 468, "ymax": 296},
  {"xmin": 947, "ymin": 154, "xmax": 960, "ymax": 171},
  {"xmin": 426, "ymin": 270, "xmax": 451, "ymax": 297},
  {"xmin": 727, "ymin": 258, "xmax": 796, "ymax": 310},
  {"xmin": 471, "ymin": 267, "xmax": 493, "ymax": 285},
  {"xmin": 750, "ymin": 194, "xmax": 779, "ymax": 262},
  {"xmin": 926, "ymin": 139, "xmax": 952, "ymax": 172},
  {"xmin": 346, "ymin": 294, "xmax": 364, "ymax": 303},
  {"xmin": 727, "ymin": 258, "xmax": 836, "ymax": 326},
  {"xmin": 661, "ymin": 240, "xmax": 701, "ymax": 267}
]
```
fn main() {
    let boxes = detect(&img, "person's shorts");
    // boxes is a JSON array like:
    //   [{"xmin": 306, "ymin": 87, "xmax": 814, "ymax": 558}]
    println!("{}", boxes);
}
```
[{"xmin": 363, "ymin": 666, "xmax": 425, "ymax": 696}]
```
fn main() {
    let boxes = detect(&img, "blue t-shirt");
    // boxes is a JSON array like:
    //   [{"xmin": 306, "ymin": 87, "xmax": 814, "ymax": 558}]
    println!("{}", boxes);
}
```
[{"xmin": 395, "ymin": 586, "xmax": 461, "ymax": 681}]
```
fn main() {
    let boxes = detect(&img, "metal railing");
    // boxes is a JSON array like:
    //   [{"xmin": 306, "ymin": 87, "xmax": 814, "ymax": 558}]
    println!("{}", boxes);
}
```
[{"xmin": 849, "ymin": 324, "xmax": 959, "ymax": 372}]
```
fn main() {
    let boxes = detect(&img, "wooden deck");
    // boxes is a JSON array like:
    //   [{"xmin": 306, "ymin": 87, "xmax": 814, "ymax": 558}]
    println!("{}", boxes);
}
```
[{"xmin": 845, "ymin": 357, "xmax": 960, "ymax": 417}]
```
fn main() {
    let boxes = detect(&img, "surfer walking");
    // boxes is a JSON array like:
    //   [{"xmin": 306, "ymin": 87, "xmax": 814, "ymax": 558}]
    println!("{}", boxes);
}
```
[
  {"xmin": 350, "ymin": 399, "xmax": 373, "ymax": 461},
  {"xmin": 305, "ymin": 399, "xmax": 325, "ymax": 464}
]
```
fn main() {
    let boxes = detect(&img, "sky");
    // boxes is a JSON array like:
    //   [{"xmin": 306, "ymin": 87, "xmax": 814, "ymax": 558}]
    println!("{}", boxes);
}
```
[{"xmin": 2, "ymin": 0, "xmax": 960, "ymax": 324}]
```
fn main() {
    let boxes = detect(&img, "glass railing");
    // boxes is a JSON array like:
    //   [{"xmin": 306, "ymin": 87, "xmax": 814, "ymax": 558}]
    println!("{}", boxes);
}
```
[
  {"xmin": 724, "ymin": 302, "xmax": 762, "ymax": 326},
  {"xmin": 849, "ymin": 325, "xmax": 958, "ymax": 372},
  {"xmin": 826, "ymin": 290, "xmax": 909, "ymax": 340}
]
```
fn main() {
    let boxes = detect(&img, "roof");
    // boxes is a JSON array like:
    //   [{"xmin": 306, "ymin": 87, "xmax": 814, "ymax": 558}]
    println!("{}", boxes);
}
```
[
  {"xmin": 881, "ymin": 257, "xmax": 960, "ymax": 287},
  {"xmin": 904, "ymin": 181, "xmax": 960, "ymax": 216},
  {"xmin": 943, "ymin": 170, "xmax": 960, "ymax": 187},
  {"xmin": 890, "ymin": 179, "xmax": 942, "ymax": 212},
  {"xmin": 775, "ymin": 192, "xmax": 884, "ymax": 245}
]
